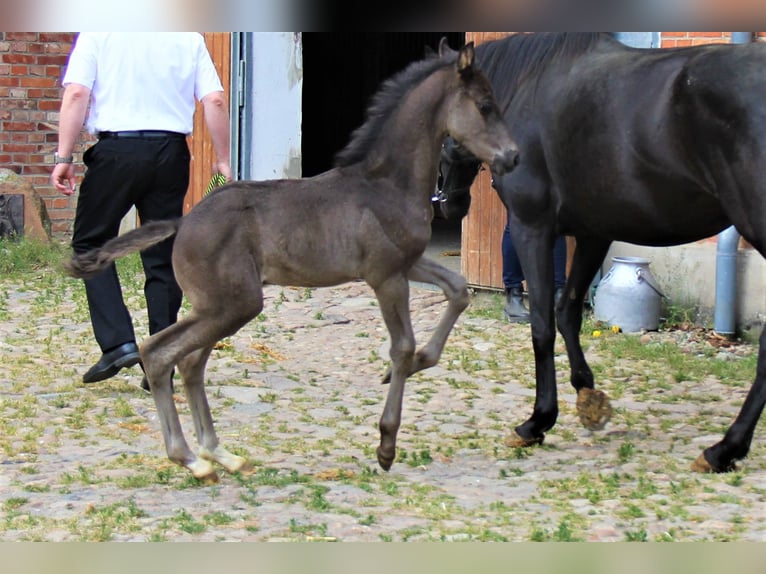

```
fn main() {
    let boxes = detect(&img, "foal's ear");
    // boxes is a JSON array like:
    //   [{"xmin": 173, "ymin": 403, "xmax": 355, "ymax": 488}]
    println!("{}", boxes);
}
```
[{"xmin": 457, "ymin": 42, "xmax": 475, "ymax": 77}]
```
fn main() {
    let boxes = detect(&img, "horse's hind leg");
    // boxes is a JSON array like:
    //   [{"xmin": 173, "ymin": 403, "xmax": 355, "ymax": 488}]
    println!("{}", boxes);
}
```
[
  {"xmin": 557, "ymin": 237, "xmax": 613, "ymax": 431},
  {"xmin": 371, "ymin": 274, "xmax": 416, "ymax": 470},
  {"xmin": 692, "ymin": 221, "xmax": 766, "ymax": 471},
  {"xmin": 693, "ymin": 332, "xmax": 766, "ymax": 472},
  {"xmin": 178, "ymin": 346, "xmax": 254, "ymax": 475},
  {"xmin": 381, "ymin": 256, "xmax": 469, "ymax": 383}
]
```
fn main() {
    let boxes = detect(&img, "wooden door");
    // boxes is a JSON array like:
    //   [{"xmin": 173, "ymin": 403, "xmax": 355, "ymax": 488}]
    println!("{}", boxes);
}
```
[{"xmin": 184, "ymin": 32, "xmax": 231, "ymax": 213}]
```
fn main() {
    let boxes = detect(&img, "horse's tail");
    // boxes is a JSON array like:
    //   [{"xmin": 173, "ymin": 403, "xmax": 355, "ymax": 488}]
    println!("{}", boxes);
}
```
[{"xmin": 64, "ymin": 219, "xmax": 181, "ymax": 279}]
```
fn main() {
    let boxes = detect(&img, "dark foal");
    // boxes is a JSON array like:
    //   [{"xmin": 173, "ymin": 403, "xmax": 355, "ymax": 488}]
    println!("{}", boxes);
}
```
[{"xmin": 66, "ymin": 40, "xmax": 518, "ymax": 482}]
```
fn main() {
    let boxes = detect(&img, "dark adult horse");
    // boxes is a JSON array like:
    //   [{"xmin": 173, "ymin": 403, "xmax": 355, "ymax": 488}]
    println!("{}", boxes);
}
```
[
  {"xmin": 439, "ymin": 32, "xmax": 766, "ymax": 473},
  {"xmin": 65, "ymin": 41, "xmax": 518, "ymax": 483}
]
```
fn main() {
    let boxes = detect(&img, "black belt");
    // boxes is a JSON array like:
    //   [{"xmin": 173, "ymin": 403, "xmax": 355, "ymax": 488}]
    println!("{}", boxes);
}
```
[{"xmin": 98, "ymin": 130, "xmax": 186, "ymax": 140}]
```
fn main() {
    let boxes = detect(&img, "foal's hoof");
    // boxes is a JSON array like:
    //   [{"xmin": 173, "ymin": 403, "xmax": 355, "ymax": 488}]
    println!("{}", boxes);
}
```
[
  {"xmin": 576, "ymin": 388, "xmax": 612, "ymax": 431},
  {"xmin": 376, "ymin": 446, "xmax": 395, "ymax": 471},
  {"xmin": 232, "ymin": 460, "xmax": 256, "ymax": 476},
  {"xmin": 188, "ymin": 458, "xmax": 220, "ymax": 484},
  {"xmin": 690, "ymin": 452, "xmax": 737, "ymax": 474},
  {"xmin": 505, "ymin": 431, "xmax": 544, "ymax": 448}
]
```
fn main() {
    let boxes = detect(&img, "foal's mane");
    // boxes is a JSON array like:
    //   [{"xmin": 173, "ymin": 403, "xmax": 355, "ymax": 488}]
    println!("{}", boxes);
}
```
[
  {"xmin": 334, "ymin": 51, "xmax": 457, "ymax": 168},
  {"xmin": 475, "ymin": 33, "xmax": 615, "ymax": 110}
]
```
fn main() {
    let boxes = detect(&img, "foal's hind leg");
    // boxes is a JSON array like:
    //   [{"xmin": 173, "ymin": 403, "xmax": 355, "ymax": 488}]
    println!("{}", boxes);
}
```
[
  {"xmin": 178, "ymin": 346, "xmax": 253, "ymax": 475},
  {"xmin": 140, "ymin": 318, "xmax": 219, "ymax": 481},
  {"xmin": 381, "ymin": 256, "xmax": 469, "ymax": 383},
  {"xmin": 372, "ymin": 274, "xmax": 416, "ymax": 470},
  {"xmin": 557, "ymin": 238, "xmax": 613, "ymax": 431},
  {"xmin": 142, "ymin": 301, "xmax": 261, "ymax": 481}
]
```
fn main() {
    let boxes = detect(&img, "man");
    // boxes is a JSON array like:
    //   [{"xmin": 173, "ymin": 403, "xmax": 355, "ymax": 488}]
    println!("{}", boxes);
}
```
[{"xmin": 51, "ymin": 33, "xmax": 232, "ymax": 389}]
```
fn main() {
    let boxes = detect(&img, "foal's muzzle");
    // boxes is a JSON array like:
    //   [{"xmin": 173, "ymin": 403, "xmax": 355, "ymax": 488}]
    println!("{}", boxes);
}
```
[{"xmin": 491, "ymin": 148, "xmax": 520, "ymax": 176}]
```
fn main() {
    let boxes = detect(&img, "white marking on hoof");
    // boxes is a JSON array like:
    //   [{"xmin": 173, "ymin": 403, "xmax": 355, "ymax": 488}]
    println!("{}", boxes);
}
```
[
  {"xmin": 187, "ymin": 458, "xmax": 218, "ymax": 483},
  {"xmin": 200, "ymin": 445, "xmax": 252, "ymax": 474}
]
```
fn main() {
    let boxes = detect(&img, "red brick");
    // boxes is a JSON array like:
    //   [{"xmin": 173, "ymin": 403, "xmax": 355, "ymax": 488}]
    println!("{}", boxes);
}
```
[
  {"xmin": 20, "ymin": 77, "xmax": 56, "ymax": 88},
  {"xmin": 6, "ymin": 33, "xmax": 37, "ymax": 41},
  {"xmin": 38, "ymin": 101, "xmax": 61, "ymax": 111},
  {"xmin": 40, "ymin": 33, "xmax": 74, "ymax": 43},
  {"xmin": 23, "ymin": 165, "xmax": 53, "ymax": 175},
  {"xmin": 51, "ymin": 197, "xmax": 73, "ymax": 209},
  {"xmin": 7, "ymin": 142, "xmax": 37, "ymax": 151},
  {"xmin": 3, "ymin": 122, "xmax": 36, "ymax": 132},
  {"xmin": 36, "ymin": 55, "xmax": 69, "ymax": 66},
  {"xmin": 44, "ymin": 42, "xmax": 72, "ymax": 54},
  {"xmin": 2, "ymin": 53, "xmax": 35, "ymax": 64}
]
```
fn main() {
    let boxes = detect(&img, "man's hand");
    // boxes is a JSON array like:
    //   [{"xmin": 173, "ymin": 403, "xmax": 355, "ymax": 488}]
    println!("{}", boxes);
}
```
[{"xmin": 51, "ymin": 162, "xmax": 76, "ymax": 195}]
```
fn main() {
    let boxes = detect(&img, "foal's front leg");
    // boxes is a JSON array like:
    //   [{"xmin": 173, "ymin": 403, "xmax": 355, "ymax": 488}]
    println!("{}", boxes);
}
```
[
  {"xmin": 381, "ymin": 256, "xmax": 469, "ymax": 382},
  {"xmin": 372, "ymin": 274, "xmax": 416, "ymax": 470}
]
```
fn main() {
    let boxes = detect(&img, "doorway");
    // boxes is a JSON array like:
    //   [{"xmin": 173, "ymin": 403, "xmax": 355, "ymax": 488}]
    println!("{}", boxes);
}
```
[{"xmin": 301, "ymin": 33, "xmax": 465, "ymax": 275}]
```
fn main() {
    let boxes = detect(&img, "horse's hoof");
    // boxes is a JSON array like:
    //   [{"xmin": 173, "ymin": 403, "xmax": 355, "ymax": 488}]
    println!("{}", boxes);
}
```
[
  {"xmin": 576, "ymin": 388, "xmax": 612, "ymax": 431},
  {"xmin": 505, "ymin": 431, "xmax": 544, "ymax": 448},
  {"xmin": 691, "ymin": 453, "xmax": 714, "ymax": 473},
  {"xmin": 376, "ymin": 446, "xmax": 394, "ymax": 471},
  {"xmin": 690, "ymin": 452, "xmax": 737, "ymax": 474}
]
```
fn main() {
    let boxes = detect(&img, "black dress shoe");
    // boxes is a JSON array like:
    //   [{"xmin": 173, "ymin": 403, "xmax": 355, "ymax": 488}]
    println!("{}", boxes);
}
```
[{"xmin": 82, "ymin": 342, "xmax": 141, "ymax": 384}]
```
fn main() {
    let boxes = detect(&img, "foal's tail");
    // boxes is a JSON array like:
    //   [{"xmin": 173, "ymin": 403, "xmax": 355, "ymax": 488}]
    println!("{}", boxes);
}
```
[{"xmin": 64, "ymin": 219, "xmax": 181, "ymax": 279}]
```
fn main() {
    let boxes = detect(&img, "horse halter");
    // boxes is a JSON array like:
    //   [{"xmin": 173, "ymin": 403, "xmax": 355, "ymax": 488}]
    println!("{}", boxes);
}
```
[{"xmin": 434, "ymin": 141, "xmax": 483, "ymax": 204}]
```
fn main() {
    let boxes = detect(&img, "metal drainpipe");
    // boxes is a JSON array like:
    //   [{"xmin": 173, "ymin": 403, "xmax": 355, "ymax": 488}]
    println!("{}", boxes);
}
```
[{"xmin": 713, "ymin": 32, "xmax": 753, "ymax": 335}]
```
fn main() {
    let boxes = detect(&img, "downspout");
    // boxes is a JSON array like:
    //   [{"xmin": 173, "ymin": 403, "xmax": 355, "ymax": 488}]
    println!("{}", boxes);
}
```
[{"xmin": 713, "ymin": 32, "xmax": 753, "ymax": 335}]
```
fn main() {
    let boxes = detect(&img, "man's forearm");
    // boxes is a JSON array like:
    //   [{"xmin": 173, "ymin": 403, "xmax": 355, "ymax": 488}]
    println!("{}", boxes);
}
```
[
  {"xmin": 57, "ymin": 84, "xmax": 90, "ymax": 157},
  {"xmin": 202, "ymin": 91, "xmax": 231, "ymax": 167}
]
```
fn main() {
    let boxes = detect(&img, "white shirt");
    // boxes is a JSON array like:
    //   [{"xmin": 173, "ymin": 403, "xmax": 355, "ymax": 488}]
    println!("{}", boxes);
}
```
[{"xmin": 63, "ymin": 32, "xmax": 224, "ymax": 135}]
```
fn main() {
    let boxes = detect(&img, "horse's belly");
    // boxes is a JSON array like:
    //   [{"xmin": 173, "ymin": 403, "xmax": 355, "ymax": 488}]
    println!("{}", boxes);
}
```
[{"xmin": 563, "ymin": 197, "xmax": 728, "ymax": 246}]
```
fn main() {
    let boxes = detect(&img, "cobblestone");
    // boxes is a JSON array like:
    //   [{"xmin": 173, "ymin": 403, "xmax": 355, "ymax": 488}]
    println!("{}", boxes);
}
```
[{"xmin": 0, "ymin": 277, "xmax": 764, "ymax": 541}]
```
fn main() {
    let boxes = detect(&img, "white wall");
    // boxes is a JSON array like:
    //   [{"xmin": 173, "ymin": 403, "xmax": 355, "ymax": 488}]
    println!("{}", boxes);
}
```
[{"xmin": 247, "ymin": 32, "xmax": 303, "ymax": 180}]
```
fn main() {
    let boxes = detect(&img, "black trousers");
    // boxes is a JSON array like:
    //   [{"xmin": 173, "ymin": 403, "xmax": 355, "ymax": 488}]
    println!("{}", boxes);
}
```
[{"xmin": 72, "ymin": 135, "xmax": 190, "ymax": 352}]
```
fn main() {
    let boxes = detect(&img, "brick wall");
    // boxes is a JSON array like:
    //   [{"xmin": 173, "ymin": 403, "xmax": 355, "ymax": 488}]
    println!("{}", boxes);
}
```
[
  {"xmin": 0, "ymin": 32, "xmax": 81, "ymax": 237},
  {"xmin": 661, "ymin": 31, "xmax": 766, "ymax": 46}
]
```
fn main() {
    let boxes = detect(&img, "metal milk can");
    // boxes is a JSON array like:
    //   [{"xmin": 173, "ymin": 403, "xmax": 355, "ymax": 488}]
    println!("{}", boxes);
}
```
[{"xmin": 593, "ymin": 256, "xmax": 664, "ymax": 332}]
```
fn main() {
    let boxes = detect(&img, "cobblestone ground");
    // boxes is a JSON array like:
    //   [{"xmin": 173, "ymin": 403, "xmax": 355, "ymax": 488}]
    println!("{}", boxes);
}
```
[{"xmin": 1, "ymin": 272, "xmax": 764, "ymax": 542}]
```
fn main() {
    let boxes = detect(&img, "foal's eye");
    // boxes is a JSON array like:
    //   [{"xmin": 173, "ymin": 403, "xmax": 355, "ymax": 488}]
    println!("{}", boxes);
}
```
[{"xmin": 478, "ymin": 101, "xmax": 493, "ymax": 117}]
